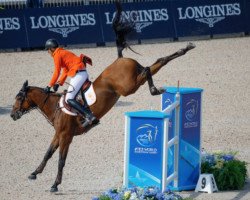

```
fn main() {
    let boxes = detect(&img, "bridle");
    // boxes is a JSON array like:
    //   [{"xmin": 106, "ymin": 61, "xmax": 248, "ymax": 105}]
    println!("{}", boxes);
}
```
[
  {"xmin": 15, "ymin": 88, "xmax": 36, "ymax": 118},
  {"xmin": 14, "ymin": 87, "xmax": 57, "ymax": 126}
]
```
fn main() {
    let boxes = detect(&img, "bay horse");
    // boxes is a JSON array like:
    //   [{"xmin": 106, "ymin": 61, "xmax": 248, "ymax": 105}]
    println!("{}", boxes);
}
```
[{"xmin": 10, "ymin": 43, "xmax": 195, "ymax": 192}]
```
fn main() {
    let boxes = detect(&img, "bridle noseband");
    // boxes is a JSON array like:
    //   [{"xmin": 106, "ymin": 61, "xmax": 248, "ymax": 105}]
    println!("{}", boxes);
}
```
[{"xmin": 15, "ymin": 88, "xmax": 35, "ymax": 117}]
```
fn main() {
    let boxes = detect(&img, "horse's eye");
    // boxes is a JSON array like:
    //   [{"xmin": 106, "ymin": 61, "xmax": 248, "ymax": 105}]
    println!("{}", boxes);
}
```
[{"xmin": 17, "ymin": 96, "xmax": 24, "ymax": 101}]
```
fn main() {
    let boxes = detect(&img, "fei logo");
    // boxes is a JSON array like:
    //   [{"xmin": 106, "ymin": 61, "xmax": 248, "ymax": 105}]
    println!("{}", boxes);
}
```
[
  {"xmin": 136, "ymin": 124, "xmax": 158, "ymax": 147},
  {"xmin": 177, "ymin": 3, "xmax": 241, "ymax": 27},
  {"xmin": 184, "ymin": 99, "xmax": 199, "ymax": 128},
  {"xmin": 29, "ymin": 13, "xmax": 96, "ymax": 37},
  {"xmin": 164, "ymin": 98, "xmax": 173, "ymax": 107},
  {"xmin": 185, "ymin": 99, "xmax": 198, "ymax": 121},
  {"xmin": 105, "ymin": 9, "xmax": 169, "ymax": 33}
]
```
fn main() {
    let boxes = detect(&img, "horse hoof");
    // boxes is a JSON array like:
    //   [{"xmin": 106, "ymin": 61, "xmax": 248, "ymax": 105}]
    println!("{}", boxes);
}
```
[
  {"xmin": 187, "ymin": 42, "xmax": 196, "ymax": 50},
  {"xmin": 50, "ymin": 186, "xmax": 58, "ymax": 193},
  {"xmin": 28, "ymin": 174, "xmax": 37, "ymax": 180}
]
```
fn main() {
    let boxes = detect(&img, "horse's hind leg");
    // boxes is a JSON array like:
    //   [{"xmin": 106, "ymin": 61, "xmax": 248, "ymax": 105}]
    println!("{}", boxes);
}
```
[
  {"xmin": 143, "ymin": 42, "xmax": 196, "ymax": 95},
  {"xmin": 151, "ymin": 42, "xmax": 196, "ymax": 75},
  {"xmin": 144, "ymin": 66, "xmax": 165, "ymax": 95},
  {"xmin": 28, "ymin": 134, "xmax": 59, "ymax": 180},
  {"xmin": 50, "ymin": 133, "xmax": 73, "ymax": 192}
]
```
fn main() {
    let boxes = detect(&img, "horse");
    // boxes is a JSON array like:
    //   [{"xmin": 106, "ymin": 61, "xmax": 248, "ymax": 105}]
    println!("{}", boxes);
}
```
[{"xmin": 10, "ymin": 42, "xmax": 195, "ymax": 192}]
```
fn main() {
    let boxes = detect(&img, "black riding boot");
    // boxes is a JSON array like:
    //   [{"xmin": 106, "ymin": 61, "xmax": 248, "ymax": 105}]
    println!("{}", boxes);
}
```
[{"xmin": 67, "ymin": 99, "xmax": 99, "ymax": 126}]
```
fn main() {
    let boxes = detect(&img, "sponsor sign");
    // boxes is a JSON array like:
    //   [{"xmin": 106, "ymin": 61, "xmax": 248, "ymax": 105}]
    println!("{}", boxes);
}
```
[
  {"xmin": 0, "ymin": 10, "xmax": 28, "ymax": 49},
  {"xmin": 172, "ymin": 0, "xmax": 245, "ymax": 37},
  {"xmin": 0, "ymin": 0, "xmax": 249, "ymax": 49},
  {"xmin": 99, "ymin": 1, "xmax": 175, "ymax": 42},
  {"xmin": 25, "ymin": 7, "xmax": 103, "ymax": 48}
]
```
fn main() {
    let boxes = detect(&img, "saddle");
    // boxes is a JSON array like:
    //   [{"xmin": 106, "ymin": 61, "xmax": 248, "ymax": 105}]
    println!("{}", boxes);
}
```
[{"xmin": 59, "ymin": 80, "xmax": 96, "ymax": 116}]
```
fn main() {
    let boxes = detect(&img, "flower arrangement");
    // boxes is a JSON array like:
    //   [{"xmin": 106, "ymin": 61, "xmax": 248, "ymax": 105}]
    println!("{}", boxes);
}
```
[
  {"xmin": 92, "ymin": 186, "xmax": 183, "ymax": 200},
  {"xmin": 201, "ymin": 150, "xmax": 248, "ymax": 191}
]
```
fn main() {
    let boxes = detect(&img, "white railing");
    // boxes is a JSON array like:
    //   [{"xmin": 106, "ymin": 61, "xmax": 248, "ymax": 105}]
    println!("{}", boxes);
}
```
[
  {"xmin": 0, "ymin": 0, "xmax": 27, "ymax": 9},
  {"xmin": 0, "ymin": 0, "xmax": 164, "ymax": 9},
  {"xmin": 161, "ymin": 91, "xmax": 180, "ymax": 192}
]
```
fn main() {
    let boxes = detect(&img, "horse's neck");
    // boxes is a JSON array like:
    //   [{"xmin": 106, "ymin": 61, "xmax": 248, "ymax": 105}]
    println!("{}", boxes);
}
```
[{"xmin": 28, "ymin": 88, "xmax": 59, "ymax": 120}]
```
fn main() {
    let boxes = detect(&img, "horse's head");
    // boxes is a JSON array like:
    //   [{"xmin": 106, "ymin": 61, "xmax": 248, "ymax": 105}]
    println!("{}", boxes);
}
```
[{"xmin": 10, "ymin": 80, "xmax": 35, "ymax": 121}]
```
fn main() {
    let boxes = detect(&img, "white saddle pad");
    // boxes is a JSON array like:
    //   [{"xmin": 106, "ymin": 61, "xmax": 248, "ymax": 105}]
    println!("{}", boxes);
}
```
[{"xmin": 59, "ymin": 84, "xmax": 97, "ymax": 116}]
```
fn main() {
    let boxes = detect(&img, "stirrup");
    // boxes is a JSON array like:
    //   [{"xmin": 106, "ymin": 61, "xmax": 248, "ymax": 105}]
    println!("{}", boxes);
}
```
[{"xmin": 82, "ymin": 116, "xmax": 99, "ymax": 128}]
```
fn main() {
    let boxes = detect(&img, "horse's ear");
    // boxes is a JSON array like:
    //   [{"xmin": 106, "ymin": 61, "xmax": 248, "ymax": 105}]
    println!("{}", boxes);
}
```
[{"xmin": 22, "ymin": 80, "xmax": 28, "ymax": 91}]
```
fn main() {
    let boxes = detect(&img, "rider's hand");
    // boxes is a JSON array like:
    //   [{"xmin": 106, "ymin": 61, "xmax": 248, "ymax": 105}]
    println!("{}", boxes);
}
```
[
  {"xmin": 83, "ymin": 56, "xmax": 92, "ymax": 66},
  {"xmin": 44, "ymin": 86, "xmax": 51, "ymax": 93},
  {"xmin": 53, "ymin": 84, "xmax": 59, "ymax": 92}
]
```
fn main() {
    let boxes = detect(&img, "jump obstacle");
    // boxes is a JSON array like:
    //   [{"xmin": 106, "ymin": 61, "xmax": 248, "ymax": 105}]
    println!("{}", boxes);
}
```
[{"xmin": 123, "ymin": 86, "xmax": 203, "ymax": 192}]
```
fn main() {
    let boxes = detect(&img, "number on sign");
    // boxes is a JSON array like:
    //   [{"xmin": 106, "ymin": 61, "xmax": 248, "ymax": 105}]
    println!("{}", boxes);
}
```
[{"xmin": 201, "ymin": 177, "xmax": 206, "ymax": 189}]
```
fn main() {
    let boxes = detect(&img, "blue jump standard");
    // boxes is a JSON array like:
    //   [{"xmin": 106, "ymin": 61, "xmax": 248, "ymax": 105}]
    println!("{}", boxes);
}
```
[{"xmin": 124, "ymin": 87, "xmax": 203, "ymax": 192}]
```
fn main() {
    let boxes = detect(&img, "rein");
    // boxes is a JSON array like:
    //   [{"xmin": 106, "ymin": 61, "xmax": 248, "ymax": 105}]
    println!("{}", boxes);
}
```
[{"xmin": 36, "ymin": 92, "xmax": 61, "ymax": 127}]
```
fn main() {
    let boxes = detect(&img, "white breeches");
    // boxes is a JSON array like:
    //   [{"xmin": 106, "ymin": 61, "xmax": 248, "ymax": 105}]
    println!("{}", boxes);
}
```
[{"xmin": 65, "ymin": 71, "xmax": 88, "ymax": 102}]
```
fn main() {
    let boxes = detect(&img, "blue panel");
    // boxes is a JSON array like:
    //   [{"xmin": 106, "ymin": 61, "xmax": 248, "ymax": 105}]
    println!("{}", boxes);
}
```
[
  {"xmin": 172, "ymin": 0, "xmax": 246, "ymax": 37},
  {"xmin": 128, "ymin": 117, "xmax": 164, "ymax": 188},
  {"xmin": 24, "ymin": 6, "xmax": 103, "ymax": 48},
  {"xmin": 0, "ymin": 10, "xmax": 28, "ymax": 49},
  {"xmin": 178, "ymin": 92, "xmax": 201, "ymax": 189},
  {"xmin": 99, "ymin": 1, "xmax": 175, "ymax": 42}
]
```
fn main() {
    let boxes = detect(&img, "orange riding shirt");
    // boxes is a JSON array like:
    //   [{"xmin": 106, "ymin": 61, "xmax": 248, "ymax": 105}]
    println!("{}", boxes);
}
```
[{"xmin": 48, "ymin": 48, "xmax": 85, "ymax": 87}]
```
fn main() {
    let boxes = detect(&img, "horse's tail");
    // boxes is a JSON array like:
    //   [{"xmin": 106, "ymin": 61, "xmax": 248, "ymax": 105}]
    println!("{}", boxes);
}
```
[{"xmin": 112, "ymin": 1, "xmax": 140, "ymax": 57}]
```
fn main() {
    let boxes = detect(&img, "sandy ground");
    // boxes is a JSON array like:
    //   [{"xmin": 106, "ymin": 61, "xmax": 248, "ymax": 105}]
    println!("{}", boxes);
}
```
[{"xmin": 0, "ymin": 37, "xmax": 250, "ymax": 200}]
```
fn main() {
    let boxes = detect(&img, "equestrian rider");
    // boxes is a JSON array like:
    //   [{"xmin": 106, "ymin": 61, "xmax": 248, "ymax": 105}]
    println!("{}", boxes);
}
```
[{"xmin": 44, "ymin": 38, "xmax": 98, "ymax": 126}]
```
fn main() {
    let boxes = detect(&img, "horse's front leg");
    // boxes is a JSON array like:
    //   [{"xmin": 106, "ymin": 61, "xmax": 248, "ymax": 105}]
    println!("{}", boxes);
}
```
[
  {"xmin": 50, "ymin": 134, "xmax": 73, "ymax": 192},
  {"xmin": 28, "ymin": 134, "xmax": 59, "ymax": 180}
]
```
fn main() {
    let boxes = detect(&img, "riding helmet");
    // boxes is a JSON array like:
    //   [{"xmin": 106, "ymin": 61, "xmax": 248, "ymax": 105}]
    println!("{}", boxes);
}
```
[{"xmin": 45, "ymin": 38, "xmax": 59, "ymax": 50}]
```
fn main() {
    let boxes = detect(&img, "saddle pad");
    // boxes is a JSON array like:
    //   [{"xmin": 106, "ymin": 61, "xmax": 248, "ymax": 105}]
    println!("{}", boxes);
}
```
[
  {"xmin": 59, "ymin": 97, "xmax": 77, "ymax": 116},
  {"xmin": 59, "ymin": 83, "xmax": 97, "ymax": 116},
  {"xmin": 84, "ymin": 84, "xmax": 96, "ymax": 106}
]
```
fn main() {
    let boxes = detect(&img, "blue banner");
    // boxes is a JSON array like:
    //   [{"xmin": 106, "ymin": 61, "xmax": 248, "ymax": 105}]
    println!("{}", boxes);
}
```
[
  {"xmin": 172, "ymin": 0, "xmax": 246, "ymax": 37},
  {"xmin": 0, "ymin": 0, "xmax": 249, "ymax": 50},
  {"xmin": 0, "ymin": 10, "xmax": 28, "ymax": 49},
  {"xmin": 99, "ymin": 1, "xmax": 175, "ymax": 42},
  {"xmin": 24, "ymin": 6, "xmax": 103, "ymax": 48}
]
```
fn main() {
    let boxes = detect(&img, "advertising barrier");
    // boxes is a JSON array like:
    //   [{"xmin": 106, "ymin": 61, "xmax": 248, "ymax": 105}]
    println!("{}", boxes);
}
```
[
  {"xmin": 0, "ymin": 0, "xmax": 249, "ymax": 50},
  {"xmin": 172, "ymin": 0, "xmax": 246, "ymax": 37},
  {"xmin": 0, "ymin": 10, "xmax": 28, "ymax": 49},
  {"xmin": 25, "ymin": 6, "xmax": 103, "ymax": 48}
]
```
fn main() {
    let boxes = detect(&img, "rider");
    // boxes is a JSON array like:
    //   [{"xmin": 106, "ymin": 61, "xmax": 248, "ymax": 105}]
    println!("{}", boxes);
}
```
[{"xmin": 44, "ymin": 38, "xmax": 98, "ymax": 126}]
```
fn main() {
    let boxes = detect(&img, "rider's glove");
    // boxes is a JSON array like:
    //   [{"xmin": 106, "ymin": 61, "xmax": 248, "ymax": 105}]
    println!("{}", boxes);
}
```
[
  {"xmin": 53, "ymin": 84, "xmax": 60, "ymax": 92},
  {"xmin": 83, "ymin": 56, "xmax": 92, "ymax": 66},
  {"xmin": 44, "ymin": 86, "xmax": 51, "ymax": 93}
]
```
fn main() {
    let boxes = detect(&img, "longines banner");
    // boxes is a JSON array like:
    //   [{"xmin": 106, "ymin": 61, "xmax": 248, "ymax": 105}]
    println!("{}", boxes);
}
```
[
  {"xmin": 173, "ymin": 0, "xmax": 246, "ymax": 37},
  {"xmin": 25, "ymin": 6, "xmax": 103, "ymax": 47},
  {"xmin": 99, "ymin": 1, "xmax": 174, "ymax": 42},
  {"xmin": 0, "ymin": 0, "xmax": 248, "ymax": 49},
  {"xmin": 0, "ymin": 10, "xmax": 28, "ymax": 49}
]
